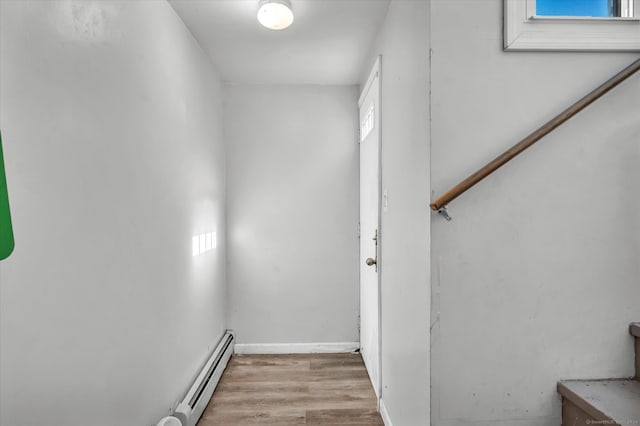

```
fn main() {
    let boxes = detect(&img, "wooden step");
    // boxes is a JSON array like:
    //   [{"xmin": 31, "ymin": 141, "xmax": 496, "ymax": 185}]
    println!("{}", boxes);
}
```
[
  {"xmin": 631, "ymin": 323, "xmax": 640, "ymax": 379},
  {"xmin": 558, "ymin": 379, "xmax": 640, "ymax": 426}
]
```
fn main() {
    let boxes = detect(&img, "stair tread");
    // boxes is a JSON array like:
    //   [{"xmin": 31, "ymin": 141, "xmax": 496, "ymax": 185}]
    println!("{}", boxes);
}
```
[
  {"xmin": 631, "ymin": 322, "xmax": 640, "ymax": 338},
  {"xmin": 558, "ymin": 379, "xmax": 640, "ymax": 423}
]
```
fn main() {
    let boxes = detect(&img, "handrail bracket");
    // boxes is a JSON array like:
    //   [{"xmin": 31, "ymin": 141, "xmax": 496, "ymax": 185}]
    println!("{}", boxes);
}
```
[{"xmin": 437, "ymin": 206, "xmax": 452, "ymax": 221}]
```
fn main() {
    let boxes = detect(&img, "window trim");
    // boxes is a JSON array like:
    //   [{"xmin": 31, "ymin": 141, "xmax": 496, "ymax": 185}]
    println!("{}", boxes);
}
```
[{"xmin": 504, "ymin": 0, "xmax": 640, "ymax": 51}]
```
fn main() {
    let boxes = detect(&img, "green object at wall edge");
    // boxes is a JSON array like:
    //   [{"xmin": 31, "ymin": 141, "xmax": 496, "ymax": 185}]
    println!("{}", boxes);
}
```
[{"xmin": 0, "ymin": 131, "xmax": 14, "ymax": 260}]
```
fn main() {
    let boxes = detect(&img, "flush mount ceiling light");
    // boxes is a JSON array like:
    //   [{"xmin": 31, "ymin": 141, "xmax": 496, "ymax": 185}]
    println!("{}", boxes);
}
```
[{"xmin": 257, "ymin": 0, "xmax": 294, "ymax": 30}]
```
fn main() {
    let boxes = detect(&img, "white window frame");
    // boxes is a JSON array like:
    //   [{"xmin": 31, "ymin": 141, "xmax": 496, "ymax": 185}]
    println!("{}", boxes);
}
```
[
  {"xmin": 504, "ymin": 0, "xmax": 640, "ymax": 51},
  {"xmin": 360, "ymin": 104, "xmax": 375, "ymax": 142}
]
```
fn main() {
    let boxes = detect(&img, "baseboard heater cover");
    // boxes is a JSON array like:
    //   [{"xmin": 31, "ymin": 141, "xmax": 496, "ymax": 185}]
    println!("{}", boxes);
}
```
[{"xmin": 174, "ymin": 330, "xmax": 234, "ymax": 426}]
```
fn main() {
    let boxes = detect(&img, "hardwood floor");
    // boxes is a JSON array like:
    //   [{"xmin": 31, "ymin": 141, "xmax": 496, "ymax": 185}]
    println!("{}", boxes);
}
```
[{"xmin": 197, "ymin": 353, "xmax": 383, "ymax": 425}]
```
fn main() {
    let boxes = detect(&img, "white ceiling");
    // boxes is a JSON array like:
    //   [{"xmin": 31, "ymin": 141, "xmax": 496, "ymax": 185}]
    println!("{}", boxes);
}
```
[{"xmin": 169, "ymin": 0, "xmax": 390, "ymax": 85}]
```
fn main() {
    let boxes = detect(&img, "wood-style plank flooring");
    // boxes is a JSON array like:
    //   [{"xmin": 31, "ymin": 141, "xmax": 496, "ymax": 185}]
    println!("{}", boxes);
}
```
[{"xmin": 197, "ymin": 353, "xmax": 383, "ymax": 425}]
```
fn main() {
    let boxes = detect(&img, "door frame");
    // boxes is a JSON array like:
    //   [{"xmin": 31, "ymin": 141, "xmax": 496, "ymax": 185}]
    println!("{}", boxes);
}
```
[{"xmin": 358, "ymin": 55, "xmax": 382, "ymax": 400}]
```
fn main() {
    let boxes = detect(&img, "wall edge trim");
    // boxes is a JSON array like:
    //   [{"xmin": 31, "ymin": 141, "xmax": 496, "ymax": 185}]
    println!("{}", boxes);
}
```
[
  {"xmin": 234, "ymin": 342, "xmax": 360, "ymax": 354},
  {"xmin": 380, "ymin": 398, "xmax": 393, "ymax": 426}
]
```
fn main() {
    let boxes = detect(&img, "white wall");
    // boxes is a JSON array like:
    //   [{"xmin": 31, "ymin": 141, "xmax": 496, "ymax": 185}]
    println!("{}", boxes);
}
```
[
  {"xmin": 430, "ymin": 1, "xmax": 640, "ymax": 425},
  {"xmin": 224, "ymin": 84, "xmax": 360, "ymax": 345},
  {"xmin": 0, "ymin": 1, "xmax": 227, "ymax": 425},
  {"xmin": 360, "ymin": 1, "xmax": 431, "ymax": 424}
]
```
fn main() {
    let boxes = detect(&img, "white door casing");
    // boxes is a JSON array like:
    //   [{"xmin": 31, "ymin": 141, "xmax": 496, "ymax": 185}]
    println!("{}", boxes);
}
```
[{"xmin": 358, "ymin": 56, "xmax": 381, "ymax": 399}]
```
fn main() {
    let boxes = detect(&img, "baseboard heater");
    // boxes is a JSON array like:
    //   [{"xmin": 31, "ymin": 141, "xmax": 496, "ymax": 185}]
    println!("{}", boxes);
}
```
[{"xmin": 174, "ymin": 330, "xmax": 235, "ymax": 426}]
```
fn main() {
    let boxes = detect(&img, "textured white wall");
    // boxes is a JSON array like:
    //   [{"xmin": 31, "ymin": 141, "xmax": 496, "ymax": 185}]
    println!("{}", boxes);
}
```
[
  {"xmin": 430, "ymin": 1, "xmax": 640, "ymax": 425},
  {"xmin": 224, "ymin": 84, "xmax": 360, "ymax": 345},
  {"xmin": 0, "ymin": 2, "xmax": 227, "ymax": 425},
  {"xmin": 359, "ymin": 1, "xmax": 431, "ymax": 424}
]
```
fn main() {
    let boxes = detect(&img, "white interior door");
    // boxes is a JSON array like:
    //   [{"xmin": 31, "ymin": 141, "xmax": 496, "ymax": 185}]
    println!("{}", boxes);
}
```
[{"xmin": 359, "ymin": 57, "xmax": 380, "ymax": 398}]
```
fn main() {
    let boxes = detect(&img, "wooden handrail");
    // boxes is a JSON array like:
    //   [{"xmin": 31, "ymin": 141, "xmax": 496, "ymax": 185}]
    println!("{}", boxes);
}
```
[{"xmin": 430, "ymin": 57, "xmax": 640, "ymax": 213}]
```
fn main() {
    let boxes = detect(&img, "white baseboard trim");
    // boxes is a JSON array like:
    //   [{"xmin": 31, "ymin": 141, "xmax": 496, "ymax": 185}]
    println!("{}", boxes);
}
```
[
  {"xmin": 234, "ymin": 342, "xmax": 360, "ymax": 354},
  {"xmin": 379, "ymin": 398, "xmax": 393, "ymax": 426}
]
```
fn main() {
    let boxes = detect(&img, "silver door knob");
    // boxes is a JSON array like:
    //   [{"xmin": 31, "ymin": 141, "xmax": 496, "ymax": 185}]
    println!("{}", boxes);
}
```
[{"xmin": 366, "ymin": 258, "xmax": 377, "ymax": 266}]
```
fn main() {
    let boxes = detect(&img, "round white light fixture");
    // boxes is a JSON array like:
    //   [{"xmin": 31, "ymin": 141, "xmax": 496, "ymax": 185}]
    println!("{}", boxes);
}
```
[{"xmin": 257, "ymin": 0, "xmax": 294, "ymax": 30}]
